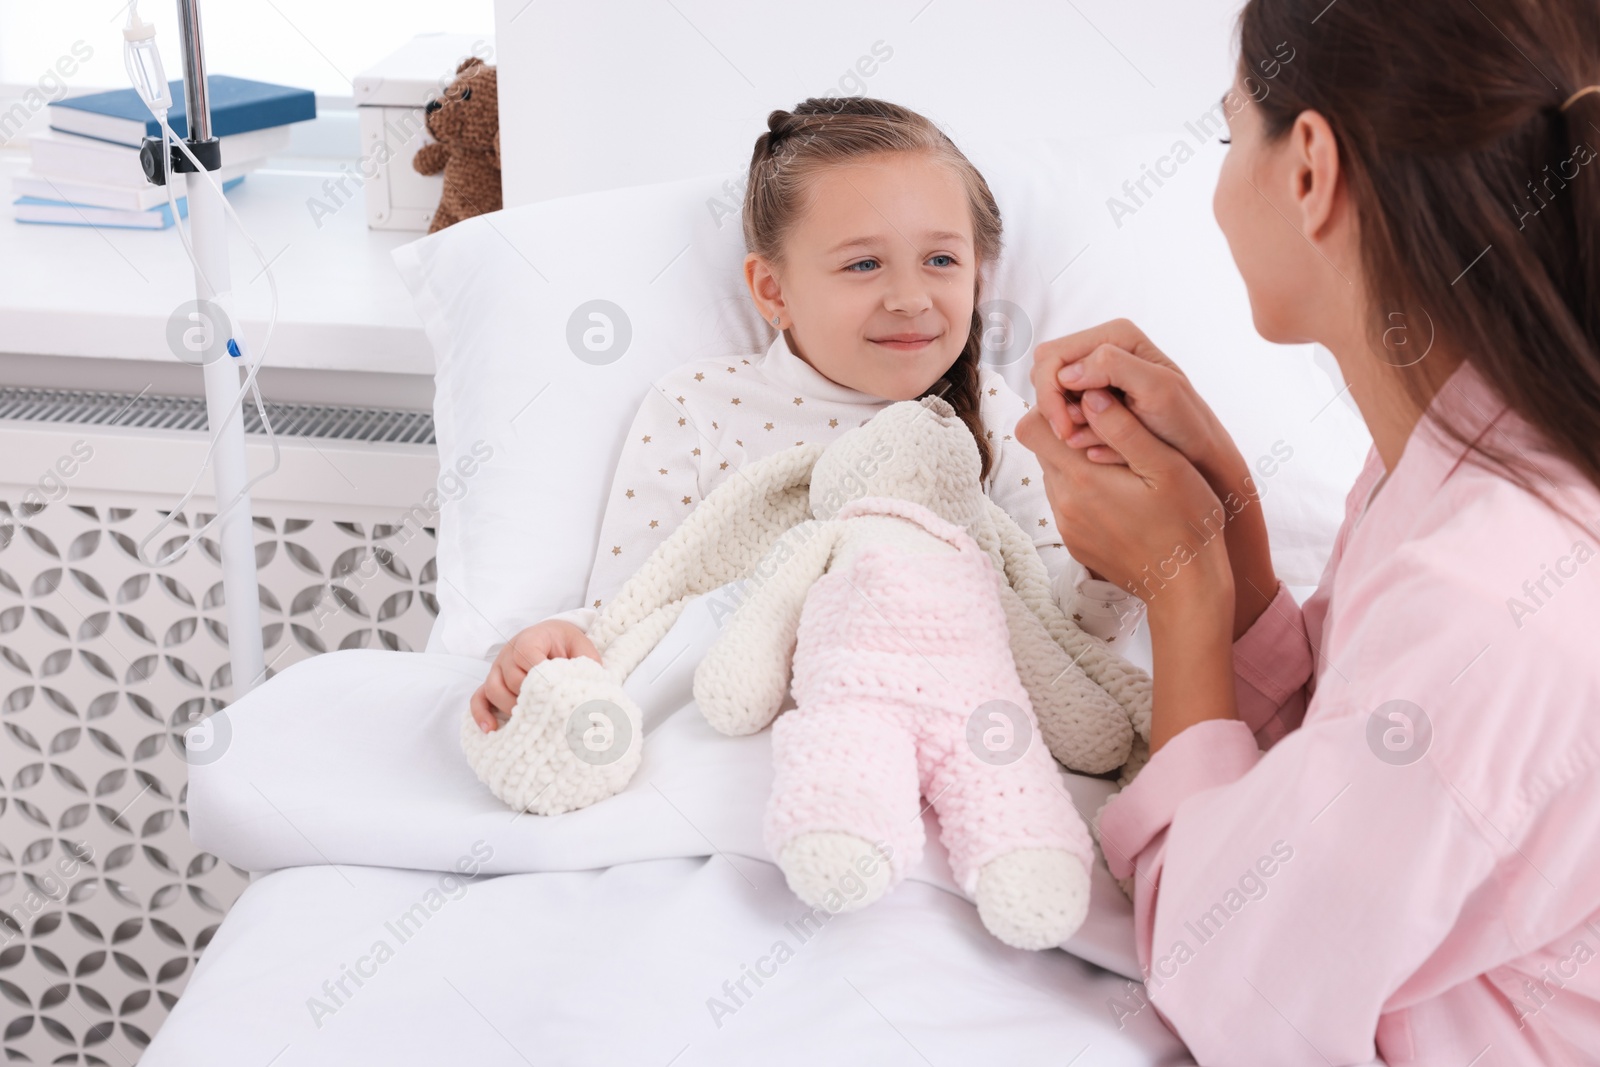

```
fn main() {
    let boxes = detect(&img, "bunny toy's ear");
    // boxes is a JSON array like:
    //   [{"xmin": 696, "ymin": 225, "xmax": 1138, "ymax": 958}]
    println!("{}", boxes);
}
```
[
  {"xmin": 980, "ymin": 498, "xmax": 1153, "ymax": 769},
  {"xmin": 588, "ymin": 438, "xmax": 829, "ymax": 680}
]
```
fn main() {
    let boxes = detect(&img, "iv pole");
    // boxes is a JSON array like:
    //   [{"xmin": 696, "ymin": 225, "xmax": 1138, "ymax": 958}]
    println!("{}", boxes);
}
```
[{"xmin": 161, "ymin": 0, "xmax": 267, "ymax": 697}]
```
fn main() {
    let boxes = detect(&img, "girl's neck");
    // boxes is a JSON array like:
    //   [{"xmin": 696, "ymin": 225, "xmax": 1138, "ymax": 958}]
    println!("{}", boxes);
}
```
[{"xmin": 784, "ymin": 327, "xmax": 883, "ymax": 398}]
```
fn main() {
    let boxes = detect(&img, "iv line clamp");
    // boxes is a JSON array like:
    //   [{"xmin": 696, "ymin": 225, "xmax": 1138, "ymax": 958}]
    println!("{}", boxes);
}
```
[{"xmin": 139, "ymin": 135, "xmax": 221, "ymax": 186}]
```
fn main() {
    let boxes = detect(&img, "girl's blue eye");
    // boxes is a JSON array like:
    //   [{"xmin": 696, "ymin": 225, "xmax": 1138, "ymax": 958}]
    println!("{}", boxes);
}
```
[
  {"xmin": 928, "ymin": 253, "xmax": 956, "ymax": 267},
  {"xmin": 846, "ymin": 259, "xmax": 879, "ymax": 272}
]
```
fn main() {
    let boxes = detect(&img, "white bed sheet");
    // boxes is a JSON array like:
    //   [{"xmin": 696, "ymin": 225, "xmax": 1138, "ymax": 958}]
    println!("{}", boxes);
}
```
[{"xmin": 140, "ymin": 857, "xmax": 1195, "ymax": 1065}]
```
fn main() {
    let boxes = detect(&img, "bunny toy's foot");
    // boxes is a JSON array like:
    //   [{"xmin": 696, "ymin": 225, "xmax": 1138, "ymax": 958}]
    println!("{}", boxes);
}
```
[
  {"xmin": 975, "ymin": 848, "xmax": 1091, "ymax": 950},
  {"xmin": 777, "ymin": 832, "xmax": 895, "ymax": 913}
]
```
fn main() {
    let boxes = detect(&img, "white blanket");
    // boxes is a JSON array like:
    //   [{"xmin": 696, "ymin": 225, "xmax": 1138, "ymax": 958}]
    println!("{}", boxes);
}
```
[
  {"xmin": 188, "ymin": 588, "xmax": 1151, "ymax": 979},
  {"xmin": 140, "ymin": 857, "xmax": 1190, "ymax": 1065}
]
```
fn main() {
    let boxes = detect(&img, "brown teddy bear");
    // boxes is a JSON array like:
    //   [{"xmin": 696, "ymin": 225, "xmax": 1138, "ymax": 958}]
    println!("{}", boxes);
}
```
[{"xmin": 413, "ymin": 56, "xmax": 502, "ymax": 234}]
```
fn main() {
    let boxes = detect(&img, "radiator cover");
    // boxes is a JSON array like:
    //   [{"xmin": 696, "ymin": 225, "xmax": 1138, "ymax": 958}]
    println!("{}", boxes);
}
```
[{"xmin": 1, "ymin": 396, "xmax": 442, "ymax": 1061}]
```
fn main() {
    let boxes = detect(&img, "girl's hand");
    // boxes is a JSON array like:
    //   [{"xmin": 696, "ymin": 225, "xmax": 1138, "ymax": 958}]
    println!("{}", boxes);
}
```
[{"xmin": 470, "ymin": 620, "xmax": 602, "ymax": 732}]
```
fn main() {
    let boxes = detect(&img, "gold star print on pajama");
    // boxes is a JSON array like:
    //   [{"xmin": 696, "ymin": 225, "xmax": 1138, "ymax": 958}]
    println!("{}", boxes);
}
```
[{"xmin": 541, "ymin": 331, "xmax": 1144, "ymax": 644}]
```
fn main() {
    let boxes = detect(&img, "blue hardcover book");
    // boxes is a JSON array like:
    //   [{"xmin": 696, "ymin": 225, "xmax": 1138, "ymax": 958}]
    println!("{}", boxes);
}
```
[
  {"xmin": 47, "ymin": 75, "xmax": 316, "ymax": 147},
  {"xmin": 13, "ymin": 176, "xmax": 246, "ymax": 230}
]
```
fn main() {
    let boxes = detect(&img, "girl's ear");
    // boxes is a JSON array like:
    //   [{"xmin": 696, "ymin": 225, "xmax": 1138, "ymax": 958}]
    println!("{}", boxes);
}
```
[{"xmin": 744, "ymin": 252, "xmax": 786, "ymax": 324}]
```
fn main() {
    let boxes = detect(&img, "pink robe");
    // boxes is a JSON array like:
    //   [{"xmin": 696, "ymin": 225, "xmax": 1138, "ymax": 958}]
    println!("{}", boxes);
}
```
[{"xmin": 1098, "ymin": 358, "xmax": 1600, "ymax": 1065}]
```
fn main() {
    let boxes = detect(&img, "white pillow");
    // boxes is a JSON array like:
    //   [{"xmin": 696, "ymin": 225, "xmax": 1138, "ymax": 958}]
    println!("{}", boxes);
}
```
[
  {"xmin": 393, "ymin": 174, "xmax": 766, "ymax": 658},
  {"xmin": 393, "ymin": 137, "xmax": 1369, "ymax": 661}
]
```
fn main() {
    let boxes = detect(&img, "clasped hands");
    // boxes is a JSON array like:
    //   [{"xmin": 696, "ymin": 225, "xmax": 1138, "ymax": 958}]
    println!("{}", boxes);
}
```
[{"xmin": 1013, "ymin": 319, "xmax": 1271, "ymax": 637}]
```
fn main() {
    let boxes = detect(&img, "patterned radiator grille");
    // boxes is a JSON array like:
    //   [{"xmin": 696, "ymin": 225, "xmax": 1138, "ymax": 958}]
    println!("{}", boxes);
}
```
[
  {"xmin": 0, "ymin": 491, "xmax": 439, "ymax": 1060},
  {"xmin": 0, "ymin": 387, "xmax": 435, "ymax": 446}
]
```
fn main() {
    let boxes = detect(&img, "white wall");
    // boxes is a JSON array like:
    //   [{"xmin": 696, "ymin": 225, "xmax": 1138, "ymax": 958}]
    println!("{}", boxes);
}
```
[
  {"xmin": 0, "ymin": 0, "xmax": 495, "ymax": 99},
  {"xmin": 491, "ymin": 0, "xmax": 1250, "ymax": 206}
]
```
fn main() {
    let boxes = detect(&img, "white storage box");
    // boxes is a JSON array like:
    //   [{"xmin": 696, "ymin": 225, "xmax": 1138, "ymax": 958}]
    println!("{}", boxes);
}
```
[{"xmin": 353, "ymin": 32, "xmax": 495, "ymax": 231}]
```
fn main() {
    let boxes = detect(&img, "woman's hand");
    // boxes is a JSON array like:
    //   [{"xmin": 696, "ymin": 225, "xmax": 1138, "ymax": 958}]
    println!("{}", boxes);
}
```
[
  {"xmin": 1031, "ymin": 319, "xmax": 1234, "ymax": 478},
  {"xmin": 1016, "ymin": 396, "xmax": 1239, "ymax": 752},
  {"xmin": 1015, "ymin": 396, "xmax": 1233, "ymax": 611},
  {"xmin": 1027, "ymin": 319, "xmax": 1281, "ymax": 640},
  {"xmin": 470, "ymin": 620, "xmax": 601, "ymax": 733}
]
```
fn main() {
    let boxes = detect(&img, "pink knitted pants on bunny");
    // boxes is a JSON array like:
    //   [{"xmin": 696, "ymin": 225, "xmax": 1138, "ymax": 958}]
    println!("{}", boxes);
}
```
[{"xmin": 763, "ymin": 499, "xmax": 1094, "ymax": 898}]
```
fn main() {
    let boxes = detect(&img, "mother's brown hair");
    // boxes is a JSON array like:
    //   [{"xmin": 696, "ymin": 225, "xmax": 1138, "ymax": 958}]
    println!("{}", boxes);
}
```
[
  {"xmin": 742, "ymin": 96, "xmax": 1002, "ymax": 482},
  {"xmin": 1239, "ymin": 0, "xmax": 1600, "ymax": 519}
]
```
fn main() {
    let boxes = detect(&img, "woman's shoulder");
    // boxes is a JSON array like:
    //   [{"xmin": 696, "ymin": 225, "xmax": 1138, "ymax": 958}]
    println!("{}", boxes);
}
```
[
  {"xmin": 1395, "ymin": 370, "xmax": 1599, "ymax": 601},
  {"xmin": 1424, "ymin": 441, "xmax": 1596, "ymax": 562},
  {"xmin": 1353, "ymin": 446, "xmax": 1600, "ymax": 668},
  {"xmin": 1319, "ymin": 455, "xmax": 1600, "ymax": 844}
]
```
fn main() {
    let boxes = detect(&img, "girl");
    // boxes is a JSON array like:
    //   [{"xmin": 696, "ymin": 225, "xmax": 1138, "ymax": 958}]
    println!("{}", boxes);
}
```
[
  {"xmin": 1018, "ymin": 0, "xmax": 1600, "ymax": 1060},
  {"xmin": 470, "ymin": 96, "xmax": 1139, "ymax": 733}
]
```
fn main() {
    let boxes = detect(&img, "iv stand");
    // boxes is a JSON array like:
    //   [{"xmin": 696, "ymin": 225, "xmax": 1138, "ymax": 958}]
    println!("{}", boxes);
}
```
[{"xmin": 164, "ymin": 0, "xmax": 267, "ymax": 697}]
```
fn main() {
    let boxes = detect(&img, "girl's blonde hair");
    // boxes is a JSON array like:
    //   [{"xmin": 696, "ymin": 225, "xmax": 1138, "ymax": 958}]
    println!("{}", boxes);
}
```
[{"xmin": 742, "ymin": 96, "xmax": 1003, "ymax": 482}]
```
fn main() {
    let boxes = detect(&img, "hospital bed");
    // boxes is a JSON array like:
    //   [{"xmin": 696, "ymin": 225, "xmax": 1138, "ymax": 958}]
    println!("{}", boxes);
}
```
[{"xmin": 139, "ymin": 137, "xmax": 1372, "ymax": 1064}]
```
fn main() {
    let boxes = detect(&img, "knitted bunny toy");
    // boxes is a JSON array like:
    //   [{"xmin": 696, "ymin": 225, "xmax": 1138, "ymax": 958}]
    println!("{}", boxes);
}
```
[
  {"xmin": 692, "ymin": 397, "xmax": 1152, "ymax": 948},
  {"xmin": 461, "ymin": 397, "xmax": 1154, "ymax": 939}
]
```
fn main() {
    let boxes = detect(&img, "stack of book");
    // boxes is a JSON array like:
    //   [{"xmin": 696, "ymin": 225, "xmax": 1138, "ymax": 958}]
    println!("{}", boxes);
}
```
[{"xmin": 11, "ymin": 75, "xmax": 315, "ymax": 230}]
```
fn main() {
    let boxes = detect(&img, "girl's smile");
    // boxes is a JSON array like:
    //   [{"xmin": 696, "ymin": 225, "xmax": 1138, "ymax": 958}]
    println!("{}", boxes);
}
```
[{"xmin": 870, "ymin": 331, "xmax": 942, "ymax": 352}]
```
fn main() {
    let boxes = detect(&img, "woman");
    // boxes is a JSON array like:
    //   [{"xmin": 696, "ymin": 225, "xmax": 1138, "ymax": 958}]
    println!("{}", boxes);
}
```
[{"xmin": 1014, "ymin": 0, "xmax": 1600, "ymax": 1063}]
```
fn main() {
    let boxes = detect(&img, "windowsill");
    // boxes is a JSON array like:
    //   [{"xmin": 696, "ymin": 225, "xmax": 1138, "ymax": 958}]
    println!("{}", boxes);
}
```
[{"xmin": 0, "ymin": 103, "xmax": 436, "ymax": 391}]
